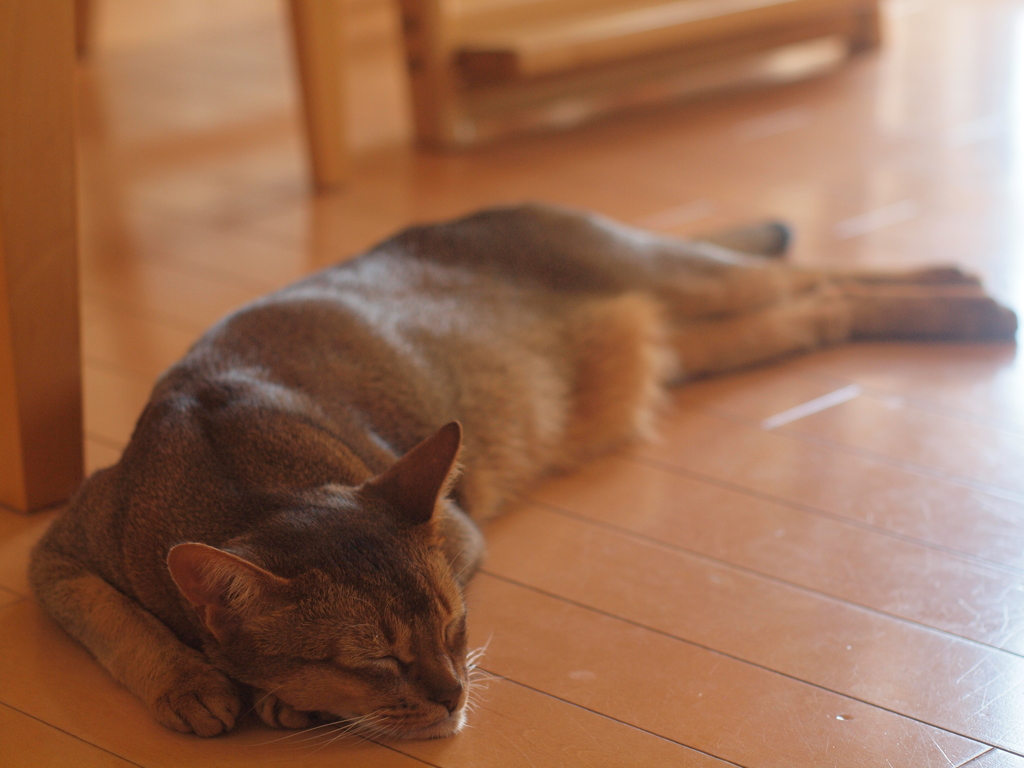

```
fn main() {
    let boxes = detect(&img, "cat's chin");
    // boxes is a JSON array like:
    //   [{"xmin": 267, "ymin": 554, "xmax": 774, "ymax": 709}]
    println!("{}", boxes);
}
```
[
  {"xmin": 318, "ymin": 708, "xmax": 467, "ymax": 741},
  {"xmin": 388, "ymin": 709, "xmax": 468, "ymax": 741}
]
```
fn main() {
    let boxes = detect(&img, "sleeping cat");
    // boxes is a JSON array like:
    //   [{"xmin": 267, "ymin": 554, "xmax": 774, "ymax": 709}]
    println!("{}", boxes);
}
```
[{"xmin": 30, "ymin": 203, "xmax": 1017, "ymax": 740}]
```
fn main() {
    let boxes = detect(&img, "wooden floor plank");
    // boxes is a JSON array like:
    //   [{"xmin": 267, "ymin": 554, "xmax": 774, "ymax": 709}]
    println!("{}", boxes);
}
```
[
  {"xmin": 482, "ymin": 505, "xmax": 1024, "ymax": 753},
  {"xmin": 0, "ymin": 703, "xmax": 141, "ymax": 768},
  {"xmin": 83, "ymin": 364, "xmax": 157, "ymax": 447},
  {"xmin": 0, "ymin": 586, "xmax": 23, "ymax": 609},
  {"xmin": 82, "ymin": 209, "xmax": 312, "ymax": 292},
  {"xmin": 81, "ymin": 255, "xmax": 264, "ymax": 333},
  {"xmin": 636, "ymin": 408, "xmax": 1024, "ymax": 569},
  {"xmin": 82, "ymin": 300, "xmax": 199, "ymax": 382},
  {"xmin": 85, "ymin": 438, "xmax": 125, "ymax": 475},
  {"xmin": 679, "ymin": 360, "xmax": 1024, "ymax": 498},
  {"xmin": 964, "ymin": 750, "xmax": 1024, "ymax": 768},
  {"xmin": 0, "ymin": 509, "xmax": 57, "ymax": 597},
  {"xmin": 532, "ymin": 457, "xmax": 1024, "ymax": 654},
  {"xmin": 466, "ymin": 574, "xmax": 985, "ymax": 768},
  {"xmin": 397, "ymin": 677, "xmax": 729, "ymax": 768},
  {"xmin": 777, "ymin": 394, "xmax": 1024, "ymax": 497},
  {"xmin": 786, "ymin": 343, "xmax": 1024, "ymax": 432}
]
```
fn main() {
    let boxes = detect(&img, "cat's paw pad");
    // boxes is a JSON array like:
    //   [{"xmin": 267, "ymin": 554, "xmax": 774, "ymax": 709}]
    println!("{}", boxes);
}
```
[
  {"xmin": 152, "ymin": 666, "xmax": 241, "ymax": 738},
  {"xmin": 255, "ymin": 691, "xmax": 314, "ymax": 730}
]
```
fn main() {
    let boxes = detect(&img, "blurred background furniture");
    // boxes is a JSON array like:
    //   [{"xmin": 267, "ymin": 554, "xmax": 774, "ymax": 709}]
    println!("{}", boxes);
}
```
[
  {"xmin": 2, "ymin": 0, "xmax": 351, "ymax": 515},
  {"xmin": 77, "ymin": 0, "xmax": 352, "ymax": 191},
  {"xmin": 286, "ymin": 1, "xmax": 352, "ymax": 189},
  {"xmin": 1, "ymin": 0, "xmax": 881, "ymax": 513},
  {"xmin": 399, "ymin": 0, "xmax": 882, "ymax": 146},
  {"xmin": 76, "ymin": 0, "xmax": 883, "ymax": 165},
  {"xmin": 0, "ymin": 0, "xmax": 83, "ymax": 513}
]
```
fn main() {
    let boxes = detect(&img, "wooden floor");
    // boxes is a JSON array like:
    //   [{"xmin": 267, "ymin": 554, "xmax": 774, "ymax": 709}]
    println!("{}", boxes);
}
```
[{"xmin": 3, "ymin": 0, "xmax": 1024, "ymax": 765}]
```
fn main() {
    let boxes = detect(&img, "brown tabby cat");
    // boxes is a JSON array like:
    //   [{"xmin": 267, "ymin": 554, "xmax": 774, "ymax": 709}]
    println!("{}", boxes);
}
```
[{"xmin": 30, "ymin": 203, "xmax": 1017, "ymax": 740}]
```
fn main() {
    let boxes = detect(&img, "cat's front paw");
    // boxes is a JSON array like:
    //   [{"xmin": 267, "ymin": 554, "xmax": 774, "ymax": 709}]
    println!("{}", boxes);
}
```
[
  {"xmin": 151, "ymin": 664, "xmax": 242, "ymax": 737},
  {"xmin": 254, "ymin": 690, "xmax": 314, "ymax": 730}
]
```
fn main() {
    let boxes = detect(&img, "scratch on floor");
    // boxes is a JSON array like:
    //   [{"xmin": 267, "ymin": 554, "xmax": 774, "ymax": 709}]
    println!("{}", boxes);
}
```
[
  {"xmin": 760, "ymin": 385, "xmax": 862, "ymax": 430},
  {"xmin": 834, "ymin": 200, "xmax": 920, "ymax": 239},
  {"xmin": 929, "ymin": 733, "xmax": 954, "ymax": 767}
]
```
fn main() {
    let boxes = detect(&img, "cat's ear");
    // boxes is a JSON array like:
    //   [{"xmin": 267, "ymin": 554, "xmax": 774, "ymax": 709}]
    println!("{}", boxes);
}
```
[
  {"xmin": 167, "ymin": 542, "xmax": 288, "ymax": 641},
  {"xmin": 362, "ymin": 421, "xmax": 462, "ymax": 527}
]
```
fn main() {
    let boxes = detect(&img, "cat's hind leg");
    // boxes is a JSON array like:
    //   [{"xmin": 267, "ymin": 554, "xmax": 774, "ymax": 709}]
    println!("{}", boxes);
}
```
[
  {"xmin": 559, "ymin": 293, "xmax": 676, "ymax": 462},
  {"xmin": 513, "ymin": 204, "xmax": 828, "ymax": 319},
  {"xmin": 29, "ymin": 548, "xmax": 242, "ymax": 736},
  {"xmin": 843, "ymin": 281, "xmax": 1018, "ymax": 340},
  {"xmin": 671, "ymin": 286, "xmax": 852, "ymax": 379},
  {"xmin": 672, "ymin": 275, "xmax": 1017, "ymax": 379},
  {"xmin": 408, "ymin": 204, "xmax": 822, "ymax": 319}
]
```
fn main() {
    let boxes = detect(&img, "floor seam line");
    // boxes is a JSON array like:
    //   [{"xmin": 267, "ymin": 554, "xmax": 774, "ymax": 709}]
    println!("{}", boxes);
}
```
[{"xmin": 0, "ymin": 699, "xmax": 148, "ymax": 768}]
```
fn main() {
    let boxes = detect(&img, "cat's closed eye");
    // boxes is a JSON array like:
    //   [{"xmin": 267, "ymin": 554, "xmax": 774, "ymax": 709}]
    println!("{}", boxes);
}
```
[
  {"xmin": 321, "ymin": 656, "xmax": 400, "ymax": 684},
  {"xmin": 372, "ymin": 655, "xmax": 405, "ymax": 673},
  {"xmin": 445, "ymin": 616, "xmax": 467, "ymax": 649}
]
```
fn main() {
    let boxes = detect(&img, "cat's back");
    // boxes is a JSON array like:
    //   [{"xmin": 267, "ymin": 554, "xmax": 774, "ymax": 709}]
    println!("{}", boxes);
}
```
[
  {"xmin": 35, "ymin": 215, "xmax": 616, "ymax": 608},
  {"xmin": 38, "ymin": 240, "xmax": 566, "ymax": 568}
]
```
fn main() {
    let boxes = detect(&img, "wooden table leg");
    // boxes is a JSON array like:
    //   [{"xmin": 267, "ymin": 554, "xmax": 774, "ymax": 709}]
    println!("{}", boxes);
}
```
[
  {"xmin": 0, "ymin": 0, "xmax": 83, "ymax": 512},
  {"xmin": 75, "ymin": 0, "xmax": 94, "ymax": 59},
  {"xmin": 288, "ymin": 0, "xmax": 351, "ymax": 191},
  {"xmin": 851, "ymin": 0, "xmax": 883, "ymax": 53}
]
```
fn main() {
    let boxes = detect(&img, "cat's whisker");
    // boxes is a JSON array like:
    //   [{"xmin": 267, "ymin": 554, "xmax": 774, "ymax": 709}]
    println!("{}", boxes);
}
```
[
  {"xmin": 450, "ymin": 543, "xmax": 477, "ymax": 583},
  {"xmin": 468, "ymin": 666, "xmax": 497, "ymax": 684},
  {"xmin": 304, "ymin": 710, "xmax": 389, "ymax": 754},
  {"xmin": 349, "ymin": 722, "xmax": 388, "ymax": 742},
  {"xmin": 312, "ymin": 719, "xmax": 365, "ymax": 742},
  {"xmin": 465, "ymin": 632, "xmax": 493, "ymax": 666},
  {"xmin": 302, "ymin": 725, "xmax": 361, "ymax": 751},
  {"xmin": 467, "ymin": 662, "xmax": 494, "ymax": 678},
  {"xmin": 368, "ymin": 721, "xmax": 406, "ymax": 742},
  {"xmin": 299, "ymin": 724, "xmax": 362, "ymax": 753},
  {"xmin": 282, "ymin": 719, "xmax": 362, "ymax": 747},
  {"xmin": 240, "ymin": 682, "xmax": 287, "ymax": 722},
  {"xmin": 449, "ymin": 542, "xmax": 470, "ymax": 565},
  {"xmin": 284, "ymin": 732, "xmax": 339, "ymax": 751},
  {"xmin": 298, "ymin": 730, "xmax": 351, "ymax": 753},
  {"xmin": 247, "ymin": 717, "xmax": 343, "ymax": 747}
]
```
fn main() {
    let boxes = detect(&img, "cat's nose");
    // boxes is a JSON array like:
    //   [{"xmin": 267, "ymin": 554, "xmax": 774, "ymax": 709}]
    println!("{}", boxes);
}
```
[{"xmin": 429, "ymin": 682, "xmax": 463, "ymax": 714}]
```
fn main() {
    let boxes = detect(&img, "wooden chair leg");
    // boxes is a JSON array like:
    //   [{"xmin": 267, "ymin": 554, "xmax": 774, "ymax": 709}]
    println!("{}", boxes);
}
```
[
  {"xmin": 0, "ymin": 0, "xmax": 84, "ymax": 513},
  {"xmin": 398, "ymin": 0, "xmax": 467, "ymax": 147},
  {"xmin": 75, "ymin": 0, "xmax": 93, "ymax": 59},
  {"xmin": 850, "ymin": 0, "xmax": 883, "ymax": 54},
  {"xmin": 288, "ymin": 0, "xmax": 351, "ymax": 191}
]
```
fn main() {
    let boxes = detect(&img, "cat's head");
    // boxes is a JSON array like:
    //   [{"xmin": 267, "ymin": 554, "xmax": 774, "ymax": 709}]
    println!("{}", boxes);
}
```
[{"xmin": 167, "ymin": 422, "xmax": 476, "ymax": 739}]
